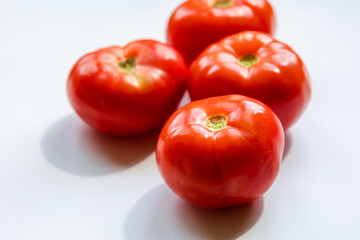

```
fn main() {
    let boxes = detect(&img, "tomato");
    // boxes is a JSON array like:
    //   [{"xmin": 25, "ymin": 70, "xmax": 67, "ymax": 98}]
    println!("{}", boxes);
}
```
[
  {"xmin": 67, "ymin": 40, "xmax": 188, "ymax": 136},
  {"xmin": 156, "ymin": 95, "xmax": 284, "ymax": 209},
  {"xmin": 167, "ymin": 0, "xmax": 276, "ymax": 65},
  {"xmin": 188, "ymin": 31, "xmax": 311, "ymax": 130}
]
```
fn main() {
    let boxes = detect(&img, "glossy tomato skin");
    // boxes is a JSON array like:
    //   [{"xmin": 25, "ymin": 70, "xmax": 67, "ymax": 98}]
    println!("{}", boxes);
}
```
[
  {"xmin": 189, "ymin": 31, "xmax": 311, "ymax": 130},
  {"xmin": 156, "ymin": 95, "xmax": 284, "ymax": 209},
  {"xmin": 67, "ymin": 40, "xmax": 188, "ymax": 136},
  {"xmin": 167, "ymin": 0, "xmax": 276, "ymax": 65}
]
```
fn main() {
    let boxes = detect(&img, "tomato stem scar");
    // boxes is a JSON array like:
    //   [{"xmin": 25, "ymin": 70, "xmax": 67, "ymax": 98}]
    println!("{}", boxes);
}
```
[
  {"xmin": 206, "ymin": 114, "xmax": 227, "ymax": 131},
  {"xmin": 239, "ymin": 54, "xmax": 259, "ymax": 68},
  {"xmin": 211, "ymin": 0, "xmax": 234, "ymax": 8},
  {"xmin": 118, "ymin": 58, "xmax": 137, "ymax": 72}
]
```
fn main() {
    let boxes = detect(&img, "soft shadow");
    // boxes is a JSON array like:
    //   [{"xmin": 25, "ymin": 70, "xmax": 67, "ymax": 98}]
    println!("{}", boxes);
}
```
[
  {"xmin": 41, "ymin": 114, "xmax": 158, "ymax": 177},
  {"xmin": 282, "ymin": 131, "xmax": 293, "ymax": 162},
  {"xmin": 124, "ymin": 185, "xmax": 263, "ymax": 240}
]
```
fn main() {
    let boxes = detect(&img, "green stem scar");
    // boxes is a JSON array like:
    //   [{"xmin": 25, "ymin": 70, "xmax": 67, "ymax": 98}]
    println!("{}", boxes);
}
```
[
  {"xmin": 211, "ymin": 0, "xmax": 234, "ymax": 8},
  {"xmin": 118, "ymin": 58, "xmax": 137, "ymax": 72},
  {"xmin": 206, "ymin": 114, "xmax": 227, "ymax": 131},
  {"xmin": 239, "ymin": 54, "xmax": 259, "ymax": 68}
]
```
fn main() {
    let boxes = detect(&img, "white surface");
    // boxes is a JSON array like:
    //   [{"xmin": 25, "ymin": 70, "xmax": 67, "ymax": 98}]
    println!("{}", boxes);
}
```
[{"xmin": 1, "ymin": 0, "xmax": 360, "ymax": 239}]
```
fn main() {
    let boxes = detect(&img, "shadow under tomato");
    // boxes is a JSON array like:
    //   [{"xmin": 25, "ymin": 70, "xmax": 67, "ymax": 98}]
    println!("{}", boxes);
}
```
[
  {"xmin": 124, "ymin": 184, "xmax": 264, "ymax": 240},
  {"xmin": 282, "ymin": 131, "xmax": 293, "ymax": 162},
  {"xmin": 41, "ymin": 114, "xmax": 158, "ymax": 177}
]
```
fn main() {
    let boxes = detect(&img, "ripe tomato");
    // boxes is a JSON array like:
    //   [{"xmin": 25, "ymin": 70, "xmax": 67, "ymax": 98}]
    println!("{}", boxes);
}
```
[
  {"xmin": 156, "ymin": 95, "xmax": 284, "ymax": 209},
  {"xmin": 67, "ymin": 40, "xmax": 188, "ymax": 136},
  {"xmin": 167, "ymin": 0, "xmax": 276, "ymax": 65},
  {"xmin": 188, "ymin": 31, "xmax": 311, "ymax": 130}
]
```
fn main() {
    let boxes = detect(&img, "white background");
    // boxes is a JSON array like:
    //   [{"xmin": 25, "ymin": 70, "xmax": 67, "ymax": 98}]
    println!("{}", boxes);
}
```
[{"xmin": 1, "ymin": 0, "xmax": 360, "ymax": 239}]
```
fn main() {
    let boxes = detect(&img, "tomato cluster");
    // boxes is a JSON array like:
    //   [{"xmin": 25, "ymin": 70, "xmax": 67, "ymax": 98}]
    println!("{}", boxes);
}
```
[{"xmin": 67, "ymin": 0, "xmax": 311, "ymax": 209}]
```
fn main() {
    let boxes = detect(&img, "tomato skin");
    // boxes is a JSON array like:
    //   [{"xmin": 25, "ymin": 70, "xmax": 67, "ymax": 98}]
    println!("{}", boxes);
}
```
[
  {"xmin": 156, "ymin": 95, "xmax": 284, "ymax": 209},
  {"xmin": 167, "ymin": 0, "xmax": 276, "ymax": 65},
  {"xmin": 188, "ymin": 31, "xmax": 311, "ymax": 130},
  {"xmin": 67, "ymin": 40, "xmax": 188, "ymax": 136}
]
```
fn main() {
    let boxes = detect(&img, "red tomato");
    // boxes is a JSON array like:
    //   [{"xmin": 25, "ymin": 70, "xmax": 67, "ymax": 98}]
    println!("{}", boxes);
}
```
[
  {"xmin": 167, "ymin": 0, "xmax": 276, "ymax": 65},
  {"xmin": 188, "ymin": 31, "xmax": 311, "ymax": 130},
  {"xmin": 67, "ymin": 40, "xmax": 188, "ymax": 136},
  {"xmin": 156, "ymin": 95, "xmax": 284, "ymax": 209}
]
